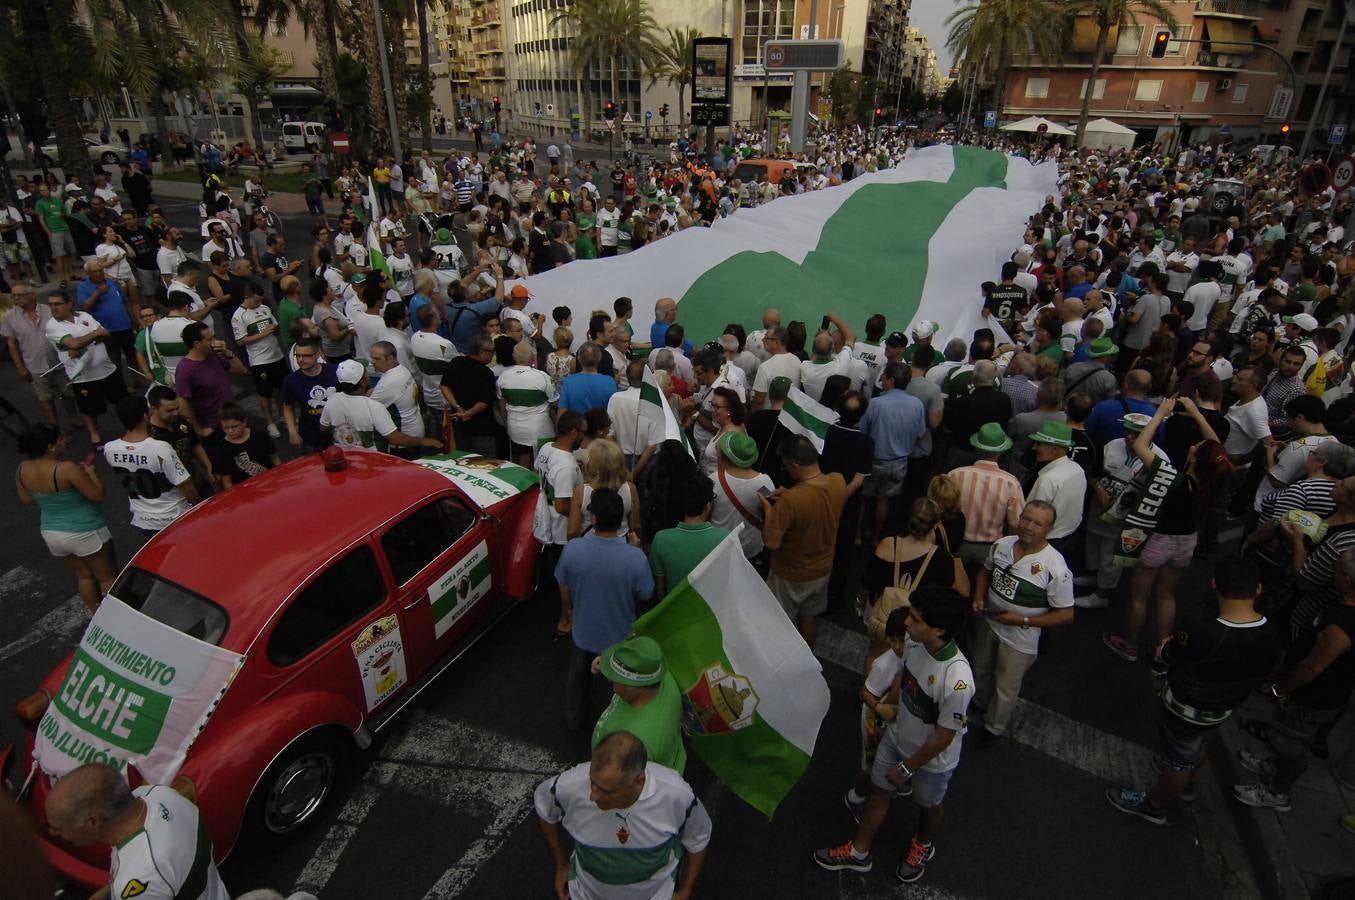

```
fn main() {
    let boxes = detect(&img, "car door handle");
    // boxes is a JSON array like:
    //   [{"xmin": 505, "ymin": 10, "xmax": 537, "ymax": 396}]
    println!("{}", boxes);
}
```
[{"xmin": 403, "ymin": 596, "xmax": 425, "ymax": 612}]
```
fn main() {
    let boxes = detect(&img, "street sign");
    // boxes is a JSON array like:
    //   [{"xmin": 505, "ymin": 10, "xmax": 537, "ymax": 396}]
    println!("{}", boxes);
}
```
[
  {"xmin": 983, "ymin": 110, "xmax": 997, "ymax": 129},
  {"xmin": 691, "ymin": 104, "xmax": 730, "ymax": 126},
  {"xmin": 1266, "ymin": 86, "xmax": 1293, "ymax": 122},
  {"xmin": 1330, "ymin": 123, "xmax": 1348, "ymax": 145},
  {"xmin": 1219, "ymin": 123, "xmax": 1232, "ymax": 137},
  {"xmin": 1334, "ymin": 155, "xmax": 1355, "ymax": 193},
  {"xmin": 762, "ymin": 39, "xmax": 844, "ymax": 71},
  {"xmin": 330, "ymin": 132, "xmax": 351, "ymax": 155},
  {"xmin": 645, "ymin": 110, "xmax": 653, "ymax": 120},
  {"xmin": 622, "ymin": 111, "xmax": 633, "ymax": 124}
]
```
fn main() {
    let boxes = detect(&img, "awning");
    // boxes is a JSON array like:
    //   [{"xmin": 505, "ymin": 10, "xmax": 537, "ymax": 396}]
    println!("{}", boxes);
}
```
[
  {"xmin": 1070, "ymin": 17, "xmax": 1118, "ymax": 53},
  {"xmin": 1204, "ymin": 19, "xmax": 1253, "ymax": 55}
]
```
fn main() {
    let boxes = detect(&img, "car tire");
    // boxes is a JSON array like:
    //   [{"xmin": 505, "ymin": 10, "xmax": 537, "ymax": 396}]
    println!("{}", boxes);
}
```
[
  {"xmin": 242, "ymin": 730, "xmax": 348, "ymax": 848},
  {"xmin": 1210, "ymin": 192, "xmax": 1233, "ymax": 214},
  {"xmin": 100, "ymin": 151, "xmax": 119, "ymax": 164}
]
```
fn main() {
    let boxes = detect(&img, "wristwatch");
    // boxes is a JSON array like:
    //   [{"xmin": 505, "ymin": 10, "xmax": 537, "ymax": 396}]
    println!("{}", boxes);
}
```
[
  {"xmin": 1022, "ymin": 616, "xmax": 1030, "ymax": 629},
  {"xmin": 895, "ymin": 761, "xmax": 913, "ymax": 780}
]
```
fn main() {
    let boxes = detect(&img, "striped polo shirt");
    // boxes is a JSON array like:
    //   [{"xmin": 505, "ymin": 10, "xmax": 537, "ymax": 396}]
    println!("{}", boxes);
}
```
[{"xmin": 950, "ymin": 460, "xmax": 1025, "ymax": 543}]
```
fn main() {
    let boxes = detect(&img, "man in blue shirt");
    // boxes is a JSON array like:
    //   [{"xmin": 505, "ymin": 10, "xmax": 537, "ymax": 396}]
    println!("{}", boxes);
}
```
[
  {"xmin": 1083, "ymin": 368, "xmax": 1155, "ymax": 445},
  {"xmin": 558, "ymin": 342, "xmax": 617, "ymax": 414},
  {"xmin": 76, "ymin": 259, "xmax": 135, "ymax": 386},
  {"xmin": 556, "ymin": 488, "xmax": 654, "ymax": 730},
  {"xmin": 859, "ymin": 361, "xmax": 927, "ymax": 539},
  {"xmin": 647, "ymin": 297, "xmax": 691, "ymax": 355},
  {"xmin": 443, "ymin": 273, "xmax": 504, "ymax": 353}
]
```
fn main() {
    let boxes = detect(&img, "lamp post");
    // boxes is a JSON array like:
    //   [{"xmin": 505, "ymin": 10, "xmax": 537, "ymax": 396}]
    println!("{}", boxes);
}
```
[{"xmin": 371, "ymin": 0, "xmax": 403, "ymax": 163}]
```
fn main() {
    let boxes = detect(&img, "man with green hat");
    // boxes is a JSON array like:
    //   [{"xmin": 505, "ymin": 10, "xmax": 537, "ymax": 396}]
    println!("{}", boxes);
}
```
[
  {"xmin": 1062, "ymin": 336, "xmax": 1119, "ymax": 406},
  {"xmin": 950, "ymin": 422, "xmax": 1025, "ymax": 576},
  {"xmin": 429, "ymin": 226, "xmax": 467, "ymax": 277},
  {"xmin": 1027, "ymin": 421, "xmax": 1087, "ymax": 562},
  {"xmin": 593, "ymin": 636, "xmax": 687, "ymax": 773}
]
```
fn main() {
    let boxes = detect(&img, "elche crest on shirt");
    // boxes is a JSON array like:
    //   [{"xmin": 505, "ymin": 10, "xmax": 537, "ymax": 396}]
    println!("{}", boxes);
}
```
[{"xmin": 681, "ymin": 663, "xmax": 758, "ymax": 735}]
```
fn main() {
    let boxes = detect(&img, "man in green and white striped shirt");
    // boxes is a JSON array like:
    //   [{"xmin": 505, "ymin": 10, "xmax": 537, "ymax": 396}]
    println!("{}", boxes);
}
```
[{"xmin": 498, "ymin": 341, "xmax": 557, "ymax": 464}]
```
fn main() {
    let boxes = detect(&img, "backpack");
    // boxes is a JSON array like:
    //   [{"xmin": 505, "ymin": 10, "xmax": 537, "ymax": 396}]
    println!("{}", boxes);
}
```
[{"xmin": 867, "ymin": 539, "xmax": 937, "ymax": 644}]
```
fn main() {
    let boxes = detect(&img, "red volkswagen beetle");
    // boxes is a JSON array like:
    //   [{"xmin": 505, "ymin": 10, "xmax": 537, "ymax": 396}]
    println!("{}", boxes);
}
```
[{"xmin": 1, "ymin": 449, "xmax": 540, "ymax": 888}]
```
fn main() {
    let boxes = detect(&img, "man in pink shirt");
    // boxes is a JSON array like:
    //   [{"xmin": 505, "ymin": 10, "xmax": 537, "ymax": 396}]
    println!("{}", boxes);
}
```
[{"xmin": 949, "ymin": 422, "xmax": 1025, "ymax": 577}]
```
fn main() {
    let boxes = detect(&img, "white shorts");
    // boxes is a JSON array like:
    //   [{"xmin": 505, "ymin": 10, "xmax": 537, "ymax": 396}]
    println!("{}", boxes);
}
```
[{"xmin": 42, "ymin": 526, "xmax": 111, "ymax": 558}]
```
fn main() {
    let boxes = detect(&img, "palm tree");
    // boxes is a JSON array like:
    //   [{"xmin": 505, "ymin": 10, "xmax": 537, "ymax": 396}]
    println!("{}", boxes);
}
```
[
  {"xmin": 353, "ymin": 0, "xmax": 390, "ymax": 152},
  {"xmin": 945, "ymin": 0, "xmax": 1064, "ymax": 132},
  {"xmin": 252, "ymin": 0, "xmax": 343, "ymax": 103},
  {"xmin": 647, "ymin": 26, "xmax": 700, "ymax": 131},
  {"xmin": 12, "ymin": 0, "xmax": 94, "ymax": 186},
  {"xmin": 1070, "ymin": 0, "xmax": 1177, "ymax": 145},
  {"xmin": 551, "ymin": 0, "xmax": 660, "ymax": 134}
]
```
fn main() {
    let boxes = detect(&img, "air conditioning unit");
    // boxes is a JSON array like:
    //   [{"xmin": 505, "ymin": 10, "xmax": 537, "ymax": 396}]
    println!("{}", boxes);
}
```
[{"xmin": 1217, "ymin": 77, "xmax": 1233, "ymax": 91}]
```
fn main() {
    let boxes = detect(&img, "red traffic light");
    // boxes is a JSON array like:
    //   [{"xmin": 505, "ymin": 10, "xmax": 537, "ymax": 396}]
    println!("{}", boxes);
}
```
[
  {"xmin": 875, "ymin": 107, "xmax": 884, "ymax": 117},
  {"xmin": 1280, "ymin": 123, "xmax": 1291, "ymax": 134},
  {"xmin": 492, "ymin": 95, "xmax": 499, "ymax": 104},
  {"xmin": 1150, "ymin": 28, "xmax": 1171, "ymax": 58}
]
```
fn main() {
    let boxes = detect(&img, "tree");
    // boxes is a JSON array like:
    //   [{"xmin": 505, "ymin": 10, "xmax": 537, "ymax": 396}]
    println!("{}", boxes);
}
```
[
  {"xmin": 10, "ymin": 0, "xmax": 93, "ymax": 186},
  {"xmin": 647, "ymin": 26, "xmax": 700, "ymax": 131},
  {"xmin": 940, "ymin": 79, "xmax": 964, "ymax": 117},
  {"xmin": 1070, "ymin": 0, "xmax": 1177, "ymax": 146},
  {"xmin": 251, "ymin": 0, "xmax": 343, "ymax": 104},
  {"xmin": 551, "ymin": 0, "xmax": 660, "ymax": 137},
  {"xmin": 826, "ymin": 64, "xmax": 861, "ymax": 125},
  {"xmin": 233, "ymin": 35, "xmax": 290, "ymax": 147},
  {"xmin": 945, "ymin": 0, "xmax": 1063, "ymax": 131}
]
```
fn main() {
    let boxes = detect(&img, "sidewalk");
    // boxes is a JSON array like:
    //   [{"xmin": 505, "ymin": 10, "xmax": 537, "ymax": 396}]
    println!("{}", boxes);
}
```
[{"xmin": 1213, "ymin": 692, "xmax": 1355, "ymax": 898}]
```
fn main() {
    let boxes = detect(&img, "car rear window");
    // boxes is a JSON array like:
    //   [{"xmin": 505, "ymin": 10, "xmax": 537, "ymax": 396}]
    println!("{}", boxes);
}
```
[
  {"xmin": 733, "ymin": 164, "xmax": 761, "ymax": 182},
  {"xmin": 111, "ymin": 567, "xmax": 229, "ymax": 646}
]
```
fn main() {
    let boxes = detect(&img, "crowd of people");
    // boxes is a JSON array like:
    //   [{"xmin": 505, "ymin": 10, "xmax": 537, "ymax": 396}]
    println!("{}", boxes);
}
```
[{"xmin": 6, "ymin": 127, "xmax": 1355, "ymax": 897}]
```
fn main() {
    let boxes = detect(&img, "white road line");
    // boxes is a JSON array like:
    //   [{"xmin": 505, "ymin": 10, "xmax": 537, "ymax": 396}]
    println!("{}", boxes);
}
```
[
  {"xmin": 293, "ymin": 710, "xmax": 567, "ymax": 898},
  {"xmin": 0, "ymin": 591, "xmax": 87, "ymax": 665},
  {"xmin": 815, "ymin": 620, "xmax": 1155, "ymax": 788}
]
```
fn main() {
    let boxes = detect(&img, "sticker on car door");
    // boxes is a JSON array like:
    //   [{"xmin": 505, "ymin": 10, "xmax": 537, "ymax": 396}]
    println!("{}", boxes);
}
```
[
  {"xmin": 351, "ymin": 615, "xmax": 408, "ymax": 711},
  {"xmin": 428, "ymin": 540, "xmax": 492, "ymax": 639}
]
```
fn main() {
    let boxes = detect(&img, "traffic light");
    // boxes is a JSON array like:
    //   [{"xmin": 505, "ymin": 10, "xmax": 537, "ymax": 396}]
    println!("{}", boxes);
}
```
[
  {"xmin": 1280, "ymin": 123, "xmax": 1291, "ymax": 135},
  {"xmin": 604, "ymin": 101, "xmax": 617, "ymax": 121},
  {"xmin": 492, "ymin": 95, "xmax": 501, "ymax": 112},
  {"xmin": 1150, "ymin": 27, "xmax": 1171, "ymax": 58},
  {"xmin": 875, "ymin": 107, "xmax": 884, "ymax": 118},
  {"xmin": 659, "ymin": 103, "xmax": 669, "ymax": 118}
]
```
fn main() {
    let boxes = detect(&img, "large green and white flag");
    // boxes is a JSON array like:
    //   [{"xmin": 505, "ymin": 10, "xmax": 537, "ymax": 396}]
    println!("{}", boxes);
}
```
[
  {"xmin": 638, "ymin": 366, "xmax": 693, "ymax": 458},
  {"xmin": 36, "ymin": 598, "xmax": 244, "ymax": 782},
  {"xmin": 365, "ymin": 175, "xmax": 392, "ymax": 284},
  {"xmin": 633, "ymin": 530, "xmax": 830, "ymax": 817},
  {"xmin": 778, "ymin": 385, "xmax": 839, "ymax": 452}
]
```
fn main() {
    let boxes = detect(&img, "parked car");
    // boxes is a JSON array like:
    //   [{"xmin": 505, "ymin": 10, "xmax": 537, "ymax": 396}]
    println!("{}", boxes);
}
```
[
  {"xmin": 36, "ymin": 138, "xmax": 124, "ymax": 166},
  {"xmin": 1250, "ymin": 144, "xmax": 1294, "ymax": 163},
  {"xmin": 1203, "ymin": 177, "xmax": 1248, "ymax": 216},
  {"xmin": 281, "ymin": 121, "xmax": 327, "ymax": 151},
  {"xmin": 1, "ymin": 448, "xmax": 541, "ymax": 889},
  {"xmin": 732, "ymin": 158, "xmax": 798, "ymax": 185}
]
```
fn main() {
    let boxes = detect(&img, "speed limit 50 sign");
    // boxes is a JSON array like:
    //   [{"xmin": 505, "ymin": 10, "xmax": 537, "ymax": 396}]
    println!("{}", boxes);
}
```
[{"xmin": 1335, "ymin": 155, "xmax": 1355, "ymax": 192}]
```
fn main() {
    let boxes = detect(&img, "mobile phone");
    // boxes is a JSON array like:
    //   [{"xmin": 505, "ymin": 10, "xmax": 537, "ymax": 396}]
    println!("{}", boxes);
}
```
[
  {"xmin": 820, "ymin": 315, "xmax": 831, "ymax": 332},
  {"xmin": 756, "ymin": 485, "xmax": 773, "ymax": 497}
]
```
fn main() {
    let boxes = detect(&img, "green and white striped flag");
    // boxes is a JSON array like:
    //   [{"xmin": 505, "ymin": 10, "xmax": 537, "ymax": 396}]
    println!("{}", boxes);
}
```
[
  {"xmin": 365, "ymin": 175, "xmax": 393, "ymax": 285},
  {"xmin": 633, "ymin": 529, "xmax": 830, "ymax": 817},
  {"xmin": 778, "ymin": 385, "xmax": 839, "ymax": 451},
  {"xmin": 639, "ymin": 366, "xmax": 694, "ymax": 458}
]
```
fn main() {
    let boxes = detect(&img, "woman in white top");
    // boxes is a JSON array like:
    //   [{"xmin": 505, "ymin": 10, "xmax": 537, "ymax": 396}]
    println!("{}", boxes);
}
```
[
  {"xmin": 700, "ymin": 386, "xmax": 746, "ymax": 479},
  {"xmin": 709, "ymin": 431, "xmax": 773, "ymax": 561},
  {"xmin": 95, "ymin": 226, "xmax": 139, "ymax": 302},
  {"xmin": 567, "ymin": 438, "xmax": 640, "ymax": 544}
]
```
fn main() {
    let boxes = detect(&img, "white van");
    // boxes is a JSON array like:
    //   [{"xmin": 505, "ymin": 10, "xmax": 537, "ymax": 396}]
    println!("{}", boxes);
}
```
[{"xmin": 281, "ymin": 121, "xmax": 327, "ymax": 151}]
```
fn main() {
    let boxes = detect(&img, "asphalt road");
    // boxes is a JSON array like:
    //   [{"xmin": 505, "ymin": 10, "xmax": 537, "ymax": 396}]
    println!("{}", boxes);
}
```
[{"xmin": 0, "ymin": 193, "xmax": 1261, "ymax": 898}]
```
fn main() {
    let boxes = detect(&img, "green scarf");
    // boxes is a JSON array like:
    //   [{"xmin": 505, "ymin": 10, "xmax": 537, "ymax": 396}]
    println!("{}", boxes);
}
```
[{"xmin": 1113, "ymin": 455, "xmax": 1183, "ymax": 567}]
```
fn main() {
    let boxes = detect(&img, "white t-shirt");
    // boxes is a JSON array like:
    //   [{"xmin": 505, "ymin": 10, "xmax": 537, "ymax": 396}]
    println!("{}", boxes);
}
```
[
  {"xmin": 45, "ymin": 312, "xmax": 116, "ymax": 384},
  {"xmin": 1164, "ymin": 250, "xmax": 1199, "ymax": 294},
  {"xmin": 148, "ymin": 316, "xmax": 195, "ymax": 385},
  {"xmin": 1223, "ymin": 395, "xmax": 1271, "ymax": 458},
  {"xmin": 497, "ymin": 364, "xmax": 557, "ymax": 445},
  {"xmin": 709, "ymin": 468, "xmax": 773, "ymax": 557},
  {"xmin": 798, "ymin": 346, "xmax": 855, "ymax": 402},
  {"xmin": 532, "ymin": 443, "xmax": 581, "ymax": 545},
  {"xmin": 1027, "ymin": 455, "xmax": 1086, "ymax": 539},
  {"xmin": 95, "ymin": 242, "xmax": 133, "ymax": 280},
  {"xmin": 852, "ymin": 341, "xmax": 886, "ymax": 386},
  {"xmin": 104, "ymin": 437, "xmax": 193, "ymax": 531},
  {"xmin": 430, "ymin": 241, "xmax": 467, "ymax": 274},
  {"xmin": 1183, "ymin": 281, "xmax": 1222, "ymax": 332},
  {"xmin": 369, "ymin": 364, "xmax": 424, "ymax": 437},
  {"xmin": 320, "ymin": 392, "xmax": 398, "ymax": 450},
  {"xmin": 864, "ymin": 646, "xmax": 904, "ymax": 699},
  {"xmin": 751, "ymin": 352, "xmax": 802, "ymax": 407},
  {"xmin": 0, "ymin": 205, "xmax": 29, "ymax": 244},
  {"xmin": 156, "ymin": 245, "xmax": 187, "ymax": 280},
  {"xmin": 386, "ymin": 252, "xmax": 415, "ymax": 295},
  {"xmin": 353, "ymin": 311, "xmax": 386, "ymax": 365},
  {"xmin": 411, "ymin": 330, "xmax": 457, "ymax": 410},
  {"xmin": 596, "ymin": 206, "xmax": 621, "ymax": 246},
  {"xmin": 890, "ymin": 638, "xmax": 974, "ymax": 774},
  {"xmin": 1254, "ymin": 432, "xmax": 1336, "ymax": 511},
  {"xmin": 982, "ymin": 535, "xmax": 1075, "ymax": 655},
  {"xmin": 230, "ymin": 304, "xmax": 284, "ymax": 367},
  {"xmin": 110, "ymin": 785, "xmax": 229, "ymax": 900},
  {"xmin": 606, "ymin": 387, "xmax": 653, "ymax": 456}
]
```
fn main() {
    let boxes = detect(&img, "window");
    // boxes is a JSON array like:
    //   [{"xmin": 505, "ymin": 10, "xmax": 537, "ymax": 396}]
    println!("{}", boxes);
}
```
[
  {"xmin": 740, "ymin": 0, "xmax": 796, "ymax": 64},
  {"xmin": 1025, "ymin": 77, "xmax": 1050, "ymax": 99},
  {"xmin": 112, "ymin": 567, "xmax": 229, "ymax": 646},
  {"xmin": 1165, "ymin": 24, "xmax": 1192, "ymax": 55},
  {"xmin": 1134, "ymin": 79, "xmax": 1163, "ymax": 101},
  {"xmin": 1233, "ymin": 82, "xmax": 1249, "ymax": 102},
  {"xmin": 1191, "ymin": 81, "xmax": 1209, "ymax": 103},
  {"xmin": 269, "ymin": 546, "xmax": 387, "ymax": 667},
  {"xmin": 1079, "ymin": 78, "xmax": 1107, "ymax": 100},
  {"xmin": 1116, "ymin": 25, "xmax": 1144, "ymax": 56},
  {"xmin": 381, "ymin": 497, "xmax": 477, "ymax": 585}
]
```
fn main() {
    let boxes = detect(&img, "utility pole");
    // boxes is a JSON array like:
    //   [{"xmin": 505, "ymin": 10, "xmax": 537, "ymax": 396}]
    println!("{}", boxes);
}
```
[{"xmin": 371, "ymin": 0, "xmax": 403, "ymax": 163}]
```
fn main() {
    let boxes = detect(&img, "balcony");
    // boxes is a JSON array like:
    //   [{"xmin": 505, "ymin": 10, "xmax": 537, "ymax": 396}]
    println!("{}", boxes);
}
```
[
  {"xmin": 1195, "ymin": 0, "xmax": 1265, "ymax": 19},
  {"xmin": 470, "ymin": 12, "xmax": 501, "ymax": 29}
]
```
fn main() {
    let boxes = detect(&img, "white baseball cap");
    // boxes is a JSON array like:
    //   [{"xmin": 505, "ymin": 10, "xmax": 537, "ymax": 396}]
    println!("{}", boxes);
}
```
[{"xmin": 336, "ymin": 359, "xmax": 365, "ymax": 385}]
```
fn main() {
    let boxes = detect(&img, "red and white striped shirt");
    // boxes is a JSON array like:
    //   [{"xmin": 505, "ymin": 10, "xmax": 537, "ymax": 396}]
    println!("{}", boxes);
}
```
[{"xmin": 951, "ymin": 460, "xmax": 1025, "ymax": 543}]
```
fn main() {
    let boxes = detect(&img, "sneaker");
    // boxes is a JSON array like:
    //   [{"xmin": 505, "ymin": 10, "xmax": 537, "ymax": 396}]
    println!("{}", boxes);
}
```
[
  {"xmin": 1104, "ymin": 787, "xmax": 1167, "ymax": 824},
  {"xmin": 813, "ymin": 840, "xmax": 872, "ymax": 873},
  {"xmin": 1150, "ymin": 756, "xmax": 1196, "ymax": 802},
  {"xmin": 266, "ymin": 422, "xmax": 281, "ymax": 438},
  {"xmin": 1237, "ymin": 750, "xmax": 1278, "ymax": 782},
  {"xmin": 1075, "ymin": 591, "xmax": 1111, "ymax": 609},
  {"xmin": 843, "ymin": 791, "xmax": 864, "ymax": 824},
  {"xmin": 1102, "ymin": 633, "xmax": 1139, "ymax": 662},
  {"xmin": 1232, "ymin": 783, "xmax": 1291, "ymax": 811},
  {"xmin": 1341, "ymin": 814, "xmax": 1355, "ymax": 835},
  {"xmin": 894, "ymin": 837, "xmax": 935, "ymax": 884}
]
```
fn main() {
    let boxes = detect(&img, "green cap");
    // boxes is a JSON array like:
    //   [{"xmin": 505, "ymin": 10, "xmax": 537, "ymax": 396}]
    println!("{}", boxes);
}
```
[
  {"xmin": 1086, "ymin": 336, "xmax": 1118, "ymax": 358},
  {"xmin": 1029, "ymin": 420, "xmax": 1075, "ymax": 448},
  {"xmin": 600, "ymin": 636, "xmax": 665, "ymax": 687},
  {"xmin": 768, "ymin": 376, "xmax": 793, "ymax": 401},
  {"xmin": 351, "ymin": 273, "xmax": 367, "ymax": 284},
  {"xmin": 970, "ymin": 422, "xmax": 1013, "ymax": 453},
  {"xmin": 435, "ymin": 227, "xmax": 452, "ymax": 242},
  {"xmin": 1122, "ymin": 412, "xmax": 1152, "ymax": 433},
  {"xmin": 720, "ymin": 431, "xmax": 758, "ymax": 468}
]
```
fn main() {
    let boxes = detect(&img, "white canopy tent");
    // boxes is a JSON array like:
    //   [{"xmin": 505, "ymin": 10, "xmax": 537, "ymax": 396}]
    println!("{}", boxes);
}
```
[
  {"xmin": 1000, "ymin": 116, "xmax": 1075, "ymax": 137},
  {"xmin": 1079, "ymin": 117, "xmax": 1137, "ymax": 151}
]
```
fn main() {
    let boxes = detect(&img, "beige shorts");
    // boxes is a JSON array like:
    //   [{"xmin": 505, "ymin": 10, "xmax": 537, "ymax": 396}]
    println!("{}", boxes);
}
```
[
  {"xmin": 33, "ymin": 367, "xmax": 72, "ymax": 403},
  {"xmin": 768, "ymin": 572, "xmax": 830, "ymax": 618},
  {"xmin": 42, "ymin": 526, "xmax": 111, "ymax": 558}
]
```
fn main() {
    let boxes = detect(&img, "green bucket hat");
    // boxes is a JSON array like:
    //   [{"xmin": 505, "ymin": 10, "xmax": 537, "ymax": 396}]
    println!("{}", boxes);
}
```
[
  {"xmin": 1086, "ymin": 336, "xmax": 1118, "ymax": 358},
  {"xmin": 720, "ymin": 431, "xmax": 758, "ymax": 468},
  {"xmin": 1122, "ymin": 412, "xmax": 1153, "ymax": 433},
  {"xmin": 600, "ymin": 636, "xmax": 665, "ymax": 687},
  {"xmin": 351, "ymin": 272, "xmax": 367, "ymax": 284},
  {"xmin": 970, "ymin": 422, "xmax": 1013, "ymax": 453},
  {"xmin": 434, "ymin": 227, "xmax": 452, "ymax": 242},
  {"xmin": 1030, "ymin": 420, "xmax": 1075, "ymax": 448}
]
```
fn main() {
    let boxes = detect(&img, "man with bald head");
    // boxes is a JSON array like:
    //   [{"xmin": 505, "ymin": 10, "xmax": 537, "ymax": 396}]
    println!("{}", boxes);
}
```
[
  {"xmin": 46, "ymin": 762, "xmax": 229, "ymax": 900},
  {"xmin": 648, "ymin": 297, "xmax": 681, "ymax": 353},
  {"xmin": 535, "ymin": 731, "xmax": 712, "ymax": 900},
  {"xmin": 1084, "ymin": 368, "xmax": 1156, "ymax": 445},
  {"xmin": 1064, "ymin": 266, "xmax": 1091, "ymax": 301},
  {"xmin": 746, "ymin": 308, "xmax": 782, "ymax": 362}
]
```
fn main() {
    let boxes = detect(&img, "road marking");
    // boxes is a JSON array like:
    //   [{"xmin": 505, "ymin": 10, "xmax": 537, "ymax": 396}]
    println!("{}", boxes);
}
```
[
  {"xmin": 294, "ymin": 710, "xmax": 567, "ymax": 898},
  {"xmin": 0, "ymin": 584, "xmax": 86, "ymax": 665},
  {"xmin": 815, "ymin": 620, "xmax": 1155, "ymax": 788}
]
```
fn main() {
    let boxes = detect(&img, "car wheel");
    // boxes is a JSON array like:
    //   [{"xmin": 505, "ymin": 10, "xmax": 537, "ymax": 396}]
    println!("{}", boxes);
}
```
[
  {"xmin": 244, "ymin": 732, "xmax": 347, "ymax": 845},
  {"xmin": 100, "ymin": 151, "xmax": 119, "ymax": 164},
  {"xmin": 1210, "ymin": 193, "xmax": 1232, "ymax": 214}
]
